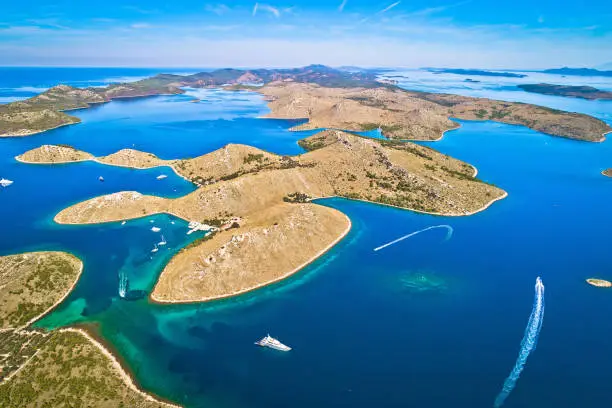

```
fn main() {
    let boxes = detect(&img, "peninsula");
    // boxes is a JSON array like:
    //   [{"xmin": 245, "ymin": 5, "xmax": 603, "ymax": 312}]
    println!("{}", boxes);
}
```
[
  {"xmin": 50, "ymin": 130, "xmax": 505, "ymax": 302},
  {"xmin": 0, "ymin": 252, "xmax": 179, "ymax": 407},
  {"xmin": 602, "ymin": 169, "xmax": 612, "ymax": 177},
  {"xmin": 1, "ymin": 65, "xmax": 610, "ymax": 142},
  {"xmin": 518, "ymin": 84, "xmax": 612, "ymax": 100}
]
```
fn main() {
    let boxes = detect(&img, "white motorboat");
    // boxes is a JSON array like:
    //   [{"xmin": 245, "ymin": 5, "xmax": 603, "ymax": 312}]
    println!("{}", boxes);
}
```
[{"xmin": 255, "ymin": 334, "xmax": 291, "ymax": 352}]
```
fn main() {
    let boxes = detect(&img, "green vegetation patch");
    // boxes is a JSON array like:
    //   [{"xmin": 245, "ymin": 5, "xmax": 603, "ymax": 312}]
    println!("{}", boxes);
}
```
[
  {"xmin": 0, "ymin": 252, "xmax": 82, "ymax": 329},
  {"xmin": 243, "ymin": 153, "xmax": 265, "ymax": 164},
  {"xmin": 283, "ymin": 192, "xmax": 311, "ymax": 203},
  {"xmin": 0, "ymin": 330, "xmax": 173, "ymax": 408}
]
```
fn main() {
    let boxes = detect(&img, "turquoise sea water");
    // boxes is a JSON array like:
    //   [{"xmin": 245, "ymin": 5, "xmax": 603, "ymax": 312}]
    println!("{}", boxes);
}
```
[{"xmin": 1, "ymin": 68, "xmax": 612, "ymax": 408}]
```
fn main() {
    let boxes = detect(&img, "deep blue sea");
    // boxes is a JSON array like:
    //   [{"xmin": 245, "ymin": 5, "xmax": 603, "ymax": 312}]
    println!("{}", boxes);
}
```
[{"xmin": 1, "ymin": 68, "xmax": 612, "ymax": 408}]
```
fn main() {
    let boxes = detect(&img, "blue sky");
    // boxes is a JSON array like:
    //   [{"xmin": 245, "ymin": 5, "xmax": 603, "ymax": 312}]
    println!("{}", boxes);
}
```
[{"xmin": 1, "ymin": 0, "xmax": 611, "ymax": 68}]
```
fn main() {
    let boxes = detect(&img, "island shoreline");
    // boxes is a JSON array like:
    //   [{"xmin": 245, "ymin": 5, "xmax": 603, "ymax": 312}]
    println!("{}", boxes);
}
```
[
  {"xmin": 148, "ymin": 187, "xmax": 506, "ymax": 306},
  {"xmin": 0, "ymin": 121, "xmax": 79, "ymax": 138},
  {"xmin": 150, "ymin": 213, "xmax": 352, "ymax": 304},
  {"xmin": 15, "ymin": 154, "xmax": 195, "ymax": 184}
]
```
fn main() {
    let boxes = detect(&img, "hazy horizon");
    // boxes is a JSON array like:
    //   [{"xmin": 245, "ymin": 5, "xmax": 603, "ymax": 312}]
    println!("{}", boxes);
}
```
[
  {"xmin": 0, "ymin": 64, "xmax": 609, "ymax": 71},
  {"xmin": 2, "ymin": 1, "xmax": 611, "ymax": 69}
]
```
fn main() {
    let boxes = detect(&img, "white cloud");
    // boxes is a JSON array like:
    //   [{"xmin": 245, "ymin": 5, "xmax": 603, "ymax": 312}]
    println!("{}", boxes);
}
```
[
  {"xmin": 205, "ymin": 4, "xmax": 231, "ymax": 15},
  {"xmin": 360, "ymin": 1, "xmax": 401, "ymax": 23},
  {"xmin": 380, "ymin": 1, "xmax": 401, "ymax": 14},
  {"xmin": 0, "ymin": 25, "xmax": 47, "ymax": 35},
  {"xmin": 405, "ymin": 1, "xmax": 470, "ymax": 18},
  {"xmin": 26, "ymin": 18, "xmax": 69, "ymax": 30},
  {"xmin": 130, "ymin": 23, "xmax": 152, "ymax": 29},
  {"xmin": 123, "ymin": 6, "xmax": 159, "ymax": 15},
  {"xmin": 256, "ymin": 4, "xmax": 281, "ymax": 18},
  {"xmin": 203, "ymin": 25, "xmax": 241, "ymax": 31},
  {"xmin": 92, "ymin": 18, "xmax": 117, "ymax": 23}
]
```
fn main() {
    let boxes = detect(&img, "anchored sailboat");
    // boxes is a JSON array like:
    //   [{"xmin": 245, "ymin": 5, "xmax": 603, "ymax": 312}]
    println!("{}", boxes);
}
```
[
  {"xmin": 158, "ymin": 235, "xmax": 167, "ymax": 246},
  {"xmin": 151, "ymin": 244, "xmax": 159, "ymax": 253}
]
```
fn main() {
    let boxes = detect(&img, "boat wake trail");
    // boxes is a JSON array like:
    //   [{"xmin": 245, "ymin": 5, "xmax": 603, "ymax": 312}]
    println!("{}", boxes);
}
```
[
  {"xmin": 373, "ymin": 225, "xmax": 453, "ymax": 252},
  {"xmin": 494, "ymin": 277, "xmax": 545, "ymax": 408},
  {"xmin": 118, "ymin": 271, "xmax": 129, "ymax": 299}
]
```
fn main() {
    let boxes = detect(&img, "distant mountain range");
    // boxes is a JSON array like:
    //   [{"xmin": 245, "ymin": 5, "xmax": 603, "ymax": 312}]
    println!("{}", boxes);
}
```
[
  {"xmin": 155, "ymin": 64, "xmax": 384, "ymax": 88},
  {"xmin": 542, "ymin": 67, "xmax": 612, "ymax": 77},
  {"xmin": 425, "ymin": 68, "xmax": 527, "ymax": 78}
]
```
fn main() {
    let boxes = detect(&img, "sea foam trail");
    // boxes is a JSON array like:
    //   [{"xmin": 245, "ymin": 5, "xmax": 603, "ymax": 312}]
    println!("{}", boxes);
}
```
[
  {"xmin": 494, "ymin": 277, "xmax": 545, "ymax": 408},
  {"xmin": 373, "ymin": 225, "xmax": 453, "ymax": 252},
  {"xmin": 118, "ymin": 271, "xmax": 128, "ymax": 299}
]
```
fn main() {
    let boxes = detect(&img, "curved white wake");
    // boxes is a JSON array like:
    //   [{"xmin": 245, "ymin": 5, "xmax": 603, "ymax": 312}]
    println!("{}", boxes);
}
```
[
  {"xmin": 494, "ymin": 277, "xmax": 545, "ymax": 407},
  {"xmin": 373, "ymin": 225, "xmax": 453, "ymax": 252}
]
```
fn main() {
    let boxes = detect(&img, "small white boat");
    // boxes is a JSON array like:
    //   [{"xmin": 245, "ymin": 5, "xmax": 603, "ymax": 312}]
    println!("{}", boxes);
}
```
[
  {"xmin": 151, "ymin": 244, "xmax": 159, "ymax": 253},
  {"xmin": 157, "ymin": 174, "xmax": 168, "ymax": 180},
  {"xmin": 158, "ymin": 235, "xmax": 167, "ymax": 246},
  {"xmin": 0, "ymin": 178, "xmax": 13, "ymax": 187},
  {"xmin": 98, "ymin": 176, "xmax": 104, "ymax": 182},
  {"xmin": 255, "ymin": 334, "xmax": 291, "ymax": 352},
  {"xmin": 151, "ymin": 226, "xmax": 161, "ymax": 232},
  {"xmin": 121, "ymin": 221, "xmax": 127, "ymax": 226}
]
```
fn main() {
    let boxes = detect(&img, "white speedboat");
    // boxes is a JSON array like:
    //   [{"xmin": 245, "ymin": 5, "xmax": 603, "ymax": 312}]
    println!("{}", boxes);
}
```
[
  {"xmin": 151, "ymin": 226, "xmax": 161, "ymax": 232},
  {"xmin": 255, "ymin": 334, "xmax": 291, "ymax": 352},
  {"xmin": 157, "ymin": 174, "xmax": 168, "ymax": 180},
  {"xmin": 0, "ymin": 178, "xmax": 13, "ymax": 187}
]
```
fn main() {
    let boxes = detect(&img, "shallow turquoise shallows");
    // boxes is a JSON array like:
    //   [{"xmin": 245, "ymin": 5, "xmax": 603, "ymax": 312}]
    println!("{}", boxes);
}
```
[{"xmin": 1, "ymin": 68, "xmax": 612, "ymax": 408}]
